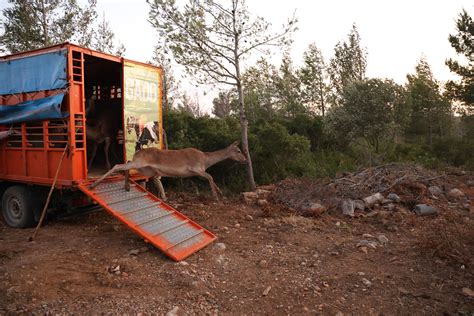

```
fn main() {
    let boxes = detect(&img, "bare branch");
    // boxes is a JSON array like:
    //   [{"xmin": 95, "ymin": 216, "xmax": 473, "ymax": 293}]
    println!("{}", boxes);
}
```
[{"xmin": 238, "ymin": 25, "xmax": 294, "ymax": 57}]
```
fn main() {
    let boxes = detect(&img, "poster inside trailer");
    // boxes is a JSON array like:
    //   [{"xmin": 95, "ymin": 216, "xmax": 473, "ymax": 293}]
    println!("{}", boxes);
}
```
[{"xmin": 123, "ymin": 61, "xmax": 163, "ymax": 161}]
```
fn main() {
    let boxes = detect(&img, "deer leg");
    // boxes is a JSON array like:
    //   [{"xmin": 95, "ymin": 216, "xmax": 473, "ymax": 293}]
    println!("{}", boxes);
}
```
[
  {"xmin": 109, "ymin": 140, "xmax": 120, "ymax": 162},
  {"xmin": 124, "ymin": 169, "xmax": 130, "ymax": 192},
  {"xmin": 104, "ymin": 137, "xmax": 111, "ymax": 170},
  {"xmin": 152, "ymin": 176, "xmax": 167, "ymax": 201},
  {"xmin": 199, "ymin": 172, "xmax": 221, "ymax": 200},
  {"xmin": 88, "ymin": 142, "xmax": 98, "ymax": 170},
  {"xmin": 90, "ymin": 161, "xmax": 138, "ymax": 189}
]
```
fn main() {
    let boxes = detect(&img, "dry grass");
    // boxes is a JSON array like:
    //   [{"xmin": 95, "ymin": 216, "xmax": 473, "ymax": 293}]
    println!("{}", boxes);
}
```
[{"xmin": 415, "ymin": 213, "xmax": 474, "ymax": 268}]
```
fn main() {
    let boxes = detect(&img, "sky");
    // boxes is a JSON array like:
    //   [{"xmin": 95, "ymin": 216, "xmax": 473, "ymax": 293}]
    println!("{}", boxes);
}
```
[{"xmin": 1, "ymin": 0, "xmax": 473, "ymax": 110}]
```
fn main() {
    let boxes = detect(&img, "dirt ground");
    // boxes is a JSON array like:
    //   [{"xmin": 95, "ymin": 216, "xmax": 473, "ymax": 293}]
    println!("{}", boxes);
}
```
[{"xmin": 1, "ymin": 165, "xmax": 473, "ymax": 315}]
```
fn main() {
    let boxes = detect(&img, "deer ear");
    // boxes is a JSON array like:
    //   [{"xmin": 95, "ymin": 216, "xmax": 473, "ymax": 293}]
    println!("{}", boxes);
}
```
[{"xmin": 231, "ymin": 140, "xmax": 240, "ymax": 147}]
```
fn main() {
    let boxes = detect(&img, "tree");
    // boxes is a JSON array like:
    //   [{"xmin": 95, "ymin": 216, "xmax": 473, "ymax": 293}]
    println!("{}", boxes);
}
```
[
  {"xmin": 326, "ymin": 79, "xmax": 403, "ymax": 156},
  {"xmin": 250, "ymin": 121, "xmax": 315, "ymax": 183},
  {"xmin": 273, "ymin": 53, "xmax": 305, "ymax": 117},
  {"xmin": 445, "ymin": 9, "xmax": 474, "ymax": 114},
  {"xmin": 148, "ymin": 0, "xmax": 297, "ymax": 190},
  {"xmin": 93, "ymin": 13, "xmax": 125, "ymax": 56},
  {"xmin": 299, "ymin": 43, "xmax": 330, "ymax": 116},
  {"xmin": 151, "ymin": 45, "xmax": 180, "ymax": 110},
  {"xmin": 0, "ymin": 0, "xmax": 97, "ymax": 53},
  {"xmin": 328, "ymin": 24, "xmax": 367, "ymax": 105},
  {"xmin": 241, "ymin": 58, "xmax": 279, "ymax": 123},
  {"xmin": 212, "ymin": 91, "xmax": 233, "ymax": 118},
  {"xmin": 178, "ymin": 92, "xmax": 204, "ymax": 118},
  {"xmin": 406, "ymin": 58, "xmax": 452, "ymax": 145}
]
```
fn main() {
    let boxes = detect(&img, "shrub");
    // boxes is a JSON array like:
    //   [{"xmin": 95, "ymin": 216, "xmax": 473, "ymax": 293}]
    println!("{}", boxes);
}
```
[{"xmin": 250, "ymin": 122, "xmax": 316, "ymax": 184}]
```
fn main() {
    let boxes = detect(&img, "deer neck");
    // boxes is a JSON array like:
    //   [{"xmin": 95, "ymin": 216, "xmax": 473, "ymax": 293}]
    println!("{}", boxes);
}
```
[{"xmin": 205, "ymin": 148, "xmax": 230, "ymax": 169}]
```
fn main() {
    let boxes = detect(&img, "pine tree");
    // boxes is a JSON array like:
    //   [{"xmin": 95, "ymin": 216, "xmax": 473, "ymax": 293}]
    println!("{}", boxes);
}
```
[
  {"xmin": 299, "ymin": 43, "xmax": 329, "ymax": 116},
  {"xmin": 406, "ymin": 57, "xmax": 452, "ymax": 145},
  {"xmin": 241, "ymin": 58, "xmax": 279, "ymax": 123},
  {"xmin": 445, "ymin": 9, "xmax": 474, "ymax": 114},
  {"xmin": 274, "ymin": 53, "xmax": 305, "ymax": 117},
  {"xmin": 212, "ymin": 91, "xmax": 233, "ymax": 118},
  {"xmin": 0, "ymin": 0, "xmax": 97, "ymax": 53},
  {"xmin": 328, "ymin": 24, "xmax": 367, "ymax": 105},
  {"xmin": 151, "ymin": 45, "xmax": 180, "ymax": 110},
  {"xmin": 178, "ymin": 93, "xmax": 203, "ymax": 118},
  {"xmin": 93, "ymin": 13, "xmax": 125, "ymax": 56}
]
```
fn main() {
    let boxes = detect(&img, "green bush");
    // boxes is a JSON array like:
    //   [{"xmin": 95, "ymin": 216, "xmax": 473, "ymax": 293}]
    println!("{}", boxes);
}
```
[
  {"xmin": 250, "ymin": 122, "xmax": 316, "ymax": 184},
  {"xmin": 162, "ymin": 110, "xmax": 247, "ymax": 193},
  {"xmin": 389, "ymin": 143, "xmax": 444, "ymax": 169},
  {"xmin": 312, "ymin": 150, "xmax": 357, "ymax": 178},
  {"xmin": 432, "ymin": 138, "xmax": 474, "ymax": 169},
  {"xmin": 160, "ymin": 107, "xmax": 473, "ymax": 195}
]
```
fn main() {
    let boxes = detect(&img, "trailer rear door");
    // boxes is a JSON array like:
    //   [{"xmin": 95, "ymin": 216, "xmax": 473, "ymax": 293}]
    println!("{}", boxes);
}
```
[{"xmin": 123, "ymin": 61, "xmax": 163, "ymax": 161}]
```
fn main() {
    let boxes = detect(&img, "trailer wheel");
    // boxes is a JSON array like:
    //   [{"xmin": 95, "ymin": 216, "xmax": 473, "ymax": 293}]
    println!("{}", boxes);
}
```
[{"xmin": 1, "ymin": 186, "xmax": 36, "ymax": 228}]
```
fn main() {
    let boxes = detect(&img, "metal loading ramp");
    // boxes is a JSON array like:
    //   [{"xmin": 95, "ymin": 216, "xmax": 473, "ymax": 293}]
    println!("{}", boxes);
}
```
[{"xmin": 78, "ymin": 177, "xmax": 216, "ymax": 261}]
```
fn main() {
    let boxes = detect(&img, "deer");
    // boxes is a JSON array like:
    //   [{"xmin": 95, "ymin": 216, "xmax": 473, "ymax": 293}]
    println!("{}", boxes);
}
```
[
  {"xmin": 90, "ymin": 141, "xmax": 247, "ymax": 200},
  {"xmin": 86, "ymin": 97, "xmax": 121, "ymax": 170}
]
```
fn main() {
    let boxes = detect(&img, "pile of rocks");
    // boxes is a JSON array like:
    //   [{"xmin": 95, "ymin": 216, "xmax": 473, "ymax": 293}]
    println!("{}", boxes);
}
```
[{"xmin": 270, "ymin": 163, "xmax": 472, "ymax": 218}]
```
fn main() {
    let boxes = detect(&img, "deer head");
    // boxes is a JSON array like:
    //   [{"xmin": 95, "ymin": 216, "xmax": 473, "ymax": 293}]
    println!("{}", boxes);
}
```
[{"xmin": 227, "ymin": 141, "xmax": 247, "ymax": 163}]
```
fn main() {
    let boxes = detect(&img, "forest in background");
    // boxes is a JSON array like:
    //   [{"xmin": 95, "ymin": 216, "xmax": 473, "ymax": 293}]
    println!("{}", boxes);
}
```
[{"xmin": 1, "ymin": 1, "xmax": 473, "ymax": 192}]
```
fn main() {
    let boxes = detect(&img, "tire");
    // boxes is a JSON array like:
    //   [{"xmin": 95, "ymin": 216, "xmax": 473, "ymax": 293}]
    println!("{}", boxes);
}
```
[{"xmin": 1, "ymin": 185, "xmax": 37, "ymax": 228}]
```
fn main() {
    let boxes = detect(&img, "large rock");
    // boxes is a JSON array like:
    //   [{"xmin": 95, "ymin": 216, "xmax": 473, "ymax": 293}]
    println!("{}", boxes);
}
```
[
  {"xmin": 414, "ymin": 204, "xmax": 439, "ymax": 216},
  {"xmin": 340, "ymin": 199, "xmax": 355, "ymax": 217},
  {"xmin": 353, "ymin": 200, "xmax": 366, "ymax": 211},
  {"xmin": 363, "ymin": 193, "xmax": 384, "ymax": 207},
  {"xmin": 387, "ymin": 193, "xmax": 401, "ymax": 203},
  {"xmin": 448, "ymin": 188, "xmax": 465, "ymax": 199},
  {"xmin": 241, "ymin": 191, "xmax": 258, "ymax": 204},
  {"xmin": 377, "ymin": 234, "xmax": 389, "ymax": 244},
  {"xmin": 256, "ymin": 189, "xmax": 271, "ymax": 200},
  {"xmin": 428, "ymin": 186, "xmax": 443, "ymax": 196},
  {"xmin": 215, "ymin": 242, "xmax": 226, "ymax": 251},
  {"xmin": 302, "ymin": 203, "xmax": 327, "ymax": 217},
  {"xmin": 166, "ymin": 306, "xmax": 180, "ymax": 316}
]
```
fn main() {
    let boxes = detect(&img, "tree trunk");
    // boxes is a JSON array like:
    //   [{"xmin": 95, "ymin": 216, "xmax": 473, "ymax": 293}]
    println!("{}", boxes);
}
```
[
  {"xmin": 428, "ymin": 110, "xmax": 433, "ymax": 146},
  {"xmin": 40, "ymin": 1, "xmax": 50, "ymax": 45},
  {"xmin": 319, "ymin": 80, "xmax": 325, "ymax": 117},
  {"xmin": 237, "ymin": 81, "xmax": 257, "ymax": 191},
  {"xmin": 232, "ymin": 4, "xmax": 256, "ymax": 191}
]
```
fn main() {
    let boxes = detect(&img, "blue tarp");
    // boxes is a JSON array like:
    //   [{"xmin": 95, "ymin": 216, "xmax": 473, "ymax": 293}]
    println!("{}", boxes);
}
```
[
  {"xmin": 0, "ymin": 94, "xmax": 68, "ymax": 125},
  {"xmin": 0, "ymin": 49, "xmax": 67, "ymax": 95}
]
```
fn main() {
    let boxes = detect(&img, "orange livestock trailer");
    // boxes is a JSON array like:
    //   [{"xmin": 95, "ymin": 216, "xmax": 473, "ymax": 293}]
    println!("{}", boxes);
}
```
[
  {"xmin": 1, "ymin": 42, "xmax": 164, "ymax": 187},
  {"xmin": 0, "ymin": 43, "xmax": 215, "ymax": 261}
]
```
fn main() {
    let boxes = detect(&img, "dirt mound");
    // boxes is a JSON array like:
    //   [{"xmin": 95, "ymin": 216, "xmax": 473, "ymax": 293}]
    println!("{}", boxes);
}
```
[
  {"xmin": 269, "ymin": 163, "xmax": 474, "ymax": 269},
  {"xmin": 272, "ymin": 163, "xmax": 472, "ymax": 216}
]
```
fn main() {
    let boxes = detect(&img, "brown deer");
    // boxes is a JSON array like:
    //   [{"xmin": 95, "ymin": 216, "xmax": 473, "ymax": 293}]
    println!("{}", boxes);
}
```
[
  {"xmin": 86, "ymin": 98, "xmax": 121, "ymax": 170},
  {"xmin": 90, "ymin": 141, "xmax": 247, "ymax": 199}
]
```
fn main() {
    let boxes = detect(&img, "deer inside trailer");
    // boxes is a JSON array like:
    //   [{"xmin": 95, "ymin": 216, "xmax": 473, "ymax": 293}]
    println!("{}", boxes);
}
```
[{"xmin": 0, "ymin": 43, "xmax": 215, "ymax": 261}]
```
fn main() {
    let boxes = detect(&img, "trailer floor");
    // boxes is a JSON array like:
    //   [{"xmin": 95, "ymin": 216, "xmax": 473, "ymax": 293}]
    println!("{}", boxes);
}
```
[
  {"xmin": 0, "ymin": 192, "xmax": 473, "ymax": 314},
  {"xmin": 87, "ymin": 167, "xmax": 109, "ymax": 179}
]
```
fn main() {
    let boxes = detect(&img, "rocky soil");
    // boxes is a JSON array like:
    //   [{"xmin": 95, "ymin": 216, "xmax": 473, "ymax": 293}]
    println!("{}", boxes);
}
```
[{"xmin": 1, "ymin": 163, "xmax": 473, "ymax": 314}]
